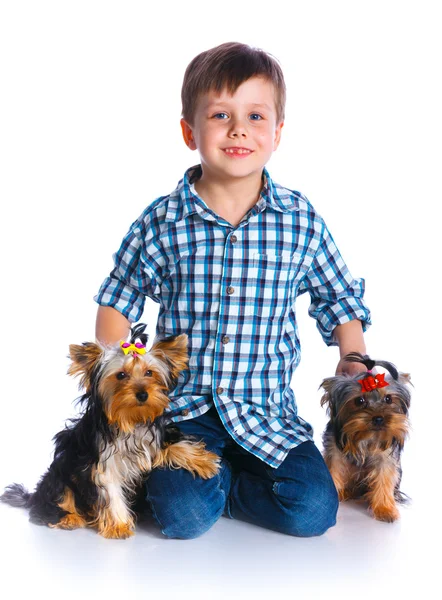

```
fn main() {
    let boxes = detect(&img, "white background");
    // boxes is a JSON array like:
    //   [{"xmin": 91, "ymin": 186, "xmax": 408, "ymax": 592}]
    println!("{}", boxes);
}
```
[{"xmin": 0, "ymin": 1, "xmax": 440, "ymax": 598}]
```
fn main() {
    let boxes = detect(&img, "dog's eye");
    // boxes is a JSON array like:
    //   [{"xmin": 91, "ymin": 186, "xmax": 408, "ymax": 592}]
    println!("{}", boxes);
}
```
[
  {"xmin": 145, "ymin": 370, "xmax": 153, "ymax": 377},
  {"xmin": 384, "ymin": 395, "xmax": 392, "ymax": 404},
  {"xmin": 355, "ymin": 397, "xmax": 366, "ymax": 407},
  {"xmin": 116, "ymin": 372, "xmax": 127, "ymax": 380}
]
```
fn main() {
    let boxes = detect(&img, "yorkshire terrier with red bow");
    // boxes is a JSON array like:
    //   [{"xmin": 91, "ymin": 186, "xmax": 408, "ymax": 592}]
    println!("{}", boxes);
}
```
[
  {"xmin": 320, "ymin": 352, "xmax": 411, "ymax": 522},
  {"xmin": 1, "ymin": 324, "xmax": 219, "ymax": 538}
]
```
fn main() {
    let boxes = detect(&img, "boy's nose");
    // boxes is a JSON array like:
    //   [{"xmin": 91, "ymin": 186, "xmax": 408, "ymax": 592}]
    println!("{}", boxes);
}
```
[{"xmin": 229, "ymin": 120, "xmax": 247, "ymax": 137}]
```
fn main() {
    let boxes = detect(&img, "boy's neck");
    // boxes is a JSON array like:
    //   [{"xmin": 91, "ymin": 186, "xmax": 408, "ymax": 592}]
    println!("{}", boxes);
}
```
[{"xmin": 194, "ymin": 170, "xmax": 264, "ymax": 228}]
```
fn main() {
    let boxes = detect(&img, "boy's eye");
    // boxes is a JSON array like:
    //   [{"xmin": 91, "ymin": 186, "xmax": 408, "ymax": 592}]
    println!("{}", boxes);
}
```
[
  {"xmin": 249, "ymin": 113, "xmax": 263, "ymax": 121},
  {"xmin": 213, "ymin": 112, "xmax": 228, "ymax": 119}
]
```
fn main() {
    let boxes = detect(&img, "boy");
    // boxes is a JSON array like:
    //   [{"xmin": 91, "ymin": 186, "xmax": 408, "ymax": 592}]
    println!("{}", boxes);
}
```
[{"xmin": 94, "ymin": 42, "xmax": 371, "ymax": 538}]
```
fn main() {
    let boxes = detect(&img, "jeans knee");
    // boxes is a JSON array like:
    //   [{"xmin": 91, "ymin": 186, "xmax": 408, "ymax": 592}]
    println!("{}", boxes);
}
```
[
  {"xmin": 163, "ymin": 512, "xmax": 215, "ymax": 540},
  {"xmin": 149, "ymin": 489, "xmax": 224, "ymax": 539},
  {"xmin": 146, "ymin": 462, "xmax": 231, "ymax": 540},
  {"xmin": 272, "ymin": 478, "xmax": 339, "ymax": 537}
]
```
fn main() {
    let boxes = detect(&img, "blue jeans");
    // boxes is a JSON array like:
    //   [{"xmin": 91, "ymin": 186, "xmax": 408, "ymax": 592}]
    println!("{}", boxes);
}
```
[{"xmin": 144, "ymin": 407, "xmax": 338, "ymax": 539}]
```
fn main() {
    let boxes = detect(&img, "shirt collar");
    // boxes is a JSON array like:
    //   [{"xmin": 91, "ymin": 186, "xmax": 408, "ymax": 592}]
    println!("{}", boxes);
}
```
[{"xmin": 165, "ymin": 164, "xmax": 301, "ymax": 223}]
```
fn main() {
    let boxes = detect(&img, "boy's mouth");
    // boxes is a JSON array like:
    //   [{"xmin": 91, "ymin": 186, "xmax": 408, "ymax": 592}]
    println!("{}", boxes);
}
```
[{"xmin": 222, "ymin": 147, "xmax": 253, "ymax": 156}]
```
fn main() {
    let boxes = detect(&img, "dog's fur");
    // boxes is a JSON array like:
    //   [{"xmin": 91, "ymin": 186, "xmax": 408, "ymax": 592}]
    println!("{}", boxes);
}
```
[
  {"xmin": 320, "ymin": 352, "xmax": 411, "ymax": 522},
  {"xmin": 1, "ymin": 324, "xmax": 219, "ymax": 538}
]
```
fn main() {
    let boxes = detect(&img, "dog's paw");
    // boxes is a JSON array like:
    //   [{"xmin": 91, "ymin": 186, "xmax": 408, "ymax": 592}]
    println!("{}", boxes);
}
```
[
  {"xmin": 371, "ymin": 505, "xmax": 400, "ymax": 522},
  {"xmin": 99, "ymin": 522, "xmax": 135, "ymax": 539},
  {"xmin": 49, "ymin": 513, "xmax": 87, "ymax": 530},
  {"xmin": 191, "ymin": 449, "xmax": 221, "ymax": 479},
  {"xmin": 155, "ymin": 440, "xmax": 221, "ymax": 479}
]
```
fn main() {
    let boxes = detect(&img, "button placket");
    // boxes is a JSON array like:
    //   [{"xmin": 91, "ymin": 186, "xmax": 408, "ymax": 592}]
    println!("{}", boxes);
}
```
[{"xmin": 212, "ymin": 230, "xmax": 240, "ymax": 401}]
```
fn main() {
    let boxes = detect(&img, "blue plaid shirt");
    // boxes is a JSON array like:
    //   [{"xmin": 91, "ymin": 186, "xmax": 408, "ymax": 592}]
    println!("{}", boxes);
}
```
[{"xmin": 95, "ymin": 165, "xmax": 371, "ymax": 467}]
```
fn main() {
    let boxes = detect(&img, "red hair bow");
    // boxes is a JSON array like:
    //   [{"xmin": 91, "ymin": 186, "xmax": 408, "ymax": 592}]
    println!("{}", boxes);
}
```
[{"xmin": 358, "ymin": 373, "xmax": 389, "ymax": 392}]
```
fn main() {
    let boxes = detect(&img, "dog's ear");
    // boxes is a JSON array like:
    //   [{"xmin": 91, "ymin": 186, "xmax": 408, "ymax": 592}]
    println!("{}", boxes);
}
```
[
  {"xmin": 319, "ymin": 377, "xmax": 336, "ymax": 408},
  {"xmin": 320, "ymin": 377, "xmax": 338, "ymax": 394},
  {"xmin": 149, "ymin": 334, "xmax": 189, "ymax": 388},
  {"xmin": 319, "ymin": 376, "xmax": 340, "ymax": 399},
  {"xmin": 319, "ymin": 377, "xmax": 338, "ymax": 413},
  {"xmin": 398, "ymin": 372, "xmax": 412, "ymax": 386},
  {"xmin": 68, "ymin": 342, "xmax": 103, "ymax": 389}
]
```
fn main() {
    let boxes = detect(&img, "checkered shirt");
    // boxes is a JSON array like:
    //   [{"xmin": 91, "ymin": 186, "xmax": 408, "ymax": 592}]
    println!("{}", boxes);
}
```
[{"xmin": 95, "ymin": 165, "xmax": 371, "ymax": 467}]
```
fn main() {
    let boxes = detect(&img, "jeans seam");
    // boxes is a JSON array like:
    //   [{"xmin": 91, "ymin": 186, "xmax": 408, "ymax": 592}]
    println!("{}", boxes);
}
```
[
  {"xmin": 223, "ymin": 461, "xmax": 234, "ymax": 519},
  {"xmin": 145, "ymin": 489, "xmax": 167, "ymax": 535}
]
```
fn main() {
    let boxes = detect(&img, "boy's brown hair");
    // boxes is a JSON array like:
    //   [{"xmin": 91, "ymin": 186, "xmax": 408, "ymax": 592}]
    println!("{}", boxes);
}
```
[{"xmin": 181, "ymin": 42, "xmax": 286, "ymax": 126}]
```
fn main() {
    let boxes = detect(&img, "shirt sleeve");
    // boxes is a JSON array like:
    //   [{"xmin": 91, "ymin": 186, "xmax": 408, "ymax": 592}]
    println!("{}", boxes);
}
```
[
  {"xmin": 94, "ymin": 214, "xmax": 162, "ymax": 323},
  {"xmin": 298, "ymin": 219, "xmax": 371, "ymax": 346}
]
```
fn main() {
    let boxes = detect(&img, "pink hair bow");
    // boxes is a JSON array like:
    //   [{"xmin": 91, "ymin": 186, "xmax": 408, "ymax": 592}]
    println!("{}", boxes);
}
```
[{"xmin": 120, "ymin": 341, "xmax": 146, "ymax": 356}]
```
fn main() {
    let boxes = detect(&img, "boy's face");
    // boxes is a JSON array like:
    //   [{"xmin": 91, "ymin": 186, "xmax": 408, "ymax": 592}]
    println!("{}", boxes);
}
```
[{"xmin": 181, "ymin": 76, "xmax": 283, "ymax": 183}]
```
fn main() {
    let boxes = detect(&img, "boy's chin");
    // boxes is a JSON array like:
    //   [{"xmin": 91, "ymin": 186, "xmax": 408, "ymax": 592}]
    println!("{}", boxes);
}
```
[{"xmin": 211, "ymin": 162, "xmax": 267, "ymax": 180}]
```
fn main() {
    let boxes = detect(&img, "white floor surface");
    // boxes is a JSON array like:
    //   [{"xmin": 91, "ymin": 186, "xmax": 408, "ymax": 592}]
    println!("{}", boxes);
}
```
[{"xmin": 0, "ymin": 453, "xmax": 437, "ymax": 599}]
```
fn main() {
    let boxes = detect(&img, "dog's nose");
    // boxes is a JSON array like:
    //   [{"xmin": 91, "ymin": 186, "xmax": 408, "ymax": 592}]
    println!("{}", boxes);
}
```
[
  {"xmin": 372, "ymin": 416, "xmax": 384, "ymax": 426},
  {"xmin": 136, "ymin": 391, "xmax": 148, "ymax": 403}
]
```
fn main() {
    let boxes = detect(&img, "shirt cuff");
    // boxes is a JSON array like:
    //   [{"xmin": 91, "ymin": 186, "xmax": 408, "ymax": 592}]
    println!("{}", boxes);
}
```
[
  {"xmin": 312, "ymin": 296, "xmax": 372, "ymax": 346},
  {"xmin": 94, "ymin": 276, "xmax": 146, "ymax": 323}
]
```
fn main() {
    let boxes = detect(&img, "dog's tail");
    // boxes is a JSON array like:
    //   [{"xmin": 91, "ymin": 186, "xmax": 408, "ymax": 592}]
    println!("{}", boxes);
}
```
[
  {"xmin": 395, "ymin": 489, "xmax": 411, "ymax": 505},
  {"xmin": 1, "ymin": 483, "xmax": 33, "ymax": 508}
]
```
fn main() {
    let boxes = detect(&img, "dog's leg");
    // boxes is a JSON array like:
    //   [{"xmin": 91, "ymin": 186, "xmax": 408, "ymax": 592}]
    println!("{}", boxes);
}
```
[
  {"xmin": 94, "ymin": 491, "xmax": 136, "ymax": 539},
  {"xmin": 365, "ymin": 456, "xmax": 400, "ymax": 522},
  {"xmin": 49, "ymin": 487, "xmax": 87, "ymax": 530},
  {"xmin": 323, "ymin": 442, "xmax": 352, "ymax": 501},
  {"xmin": 92, "ymin": 463, "xmax": 135, "ymax": 539},
  {"xmin": 153, "ymin": 440, "xmax": 220, "ymax": 479}
]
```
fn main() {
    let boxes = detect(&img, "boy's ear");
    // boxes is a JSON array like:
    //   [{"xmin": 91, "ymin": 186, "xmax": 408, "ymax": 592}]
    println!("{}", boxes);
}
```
[
  {"xmin": 273, "ymin": 121, "xmax": 284, "ymax": 151},
  {"xmin": 68, "ymin": 342, "xmax": 103, "ymax": 389},
  {"xmin": 180, "ymin": 119, "xmax": 197, "ymax": 150}
]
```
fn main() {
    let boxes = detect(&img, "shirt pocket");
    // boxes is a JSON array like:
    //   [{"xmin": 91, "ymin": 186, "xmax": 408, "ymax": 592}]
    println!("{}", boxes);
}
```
[
  {"xmin": 250, "ymin": 251, "xmax": 301, "ymax": 322},
  {"xmin": 252, "ymin": 250, "xmax": 302, "ymax": 283}
]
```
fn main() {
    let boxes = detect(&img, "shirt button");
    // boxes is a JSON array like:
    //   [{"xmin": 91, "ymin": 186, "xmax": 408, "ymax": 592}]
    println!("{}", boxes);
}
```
[
  {"xmin": 230, "ymin": 235, "xmax": 237, "ymax": 243},
  {"xmin": 216, "ymin": 386, "xmax": 224, "ymax": 395},
  {"xmin": 181, "ymin": 408, "xmax": 190, "ymax": 416},
  {"xmin": 221, "ymin": 335, "xmax": 230, "ymax": 344},
  {"xmin": 226, "ymin": 286, "xmax": 235, "ymax": 295}
]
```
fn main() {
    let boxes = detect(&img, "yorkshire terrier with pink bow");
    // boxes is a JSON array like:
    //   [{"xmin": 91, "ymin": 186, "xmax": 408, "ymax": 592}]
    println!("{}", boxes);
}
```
[
  {"xmin": 320, "ymin": 352, "xmax": 411, "ymax": 522},
  {"xmin": 1, "ymin": 324, "xmax": 219, "ymax": 538}
]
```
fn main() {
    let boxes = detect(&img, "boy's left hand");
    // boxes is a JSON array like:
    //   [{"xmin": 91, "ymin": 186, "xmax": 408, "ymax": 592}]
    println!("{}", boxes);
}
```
[{"xmin": 335, "ymin": 357, "xmax": 368, "ymax": 376}]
